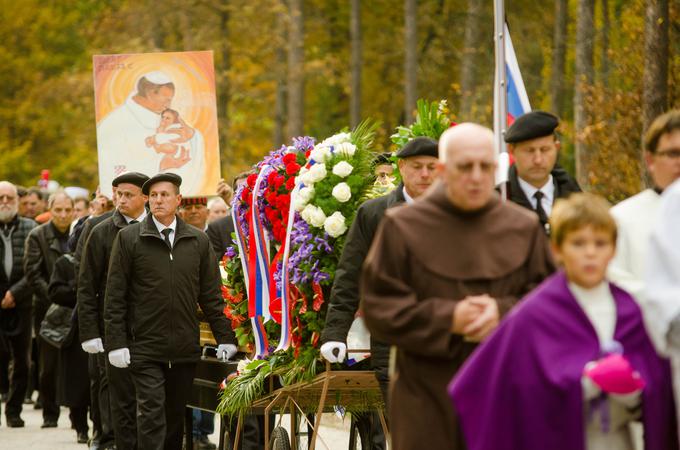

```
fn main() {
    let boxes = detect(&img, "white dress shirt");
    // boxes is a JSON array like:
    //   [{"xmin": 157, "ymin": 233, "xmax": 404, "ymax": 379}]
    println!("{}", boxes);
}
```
[
  {"xmin": 402, "ymin": 186, "xmax": 415, "ymax": 204},
  {"xmin": 152, "ymin": 215, "xmax": 177, "ymax": 248},
  {"xmin": 517, "ymin": 175, "xmax": 555, "ymax": 216},
  {"xmin": 122, "ymin": 210, "xmax": 148, "ymax": 224}
]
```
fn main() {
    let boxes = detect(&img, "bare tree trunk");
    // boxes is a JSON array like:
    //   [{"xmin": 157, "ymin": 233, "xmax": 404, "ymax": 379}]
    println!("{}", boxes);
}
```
[
  {"xmin": 642, "ymin": 0, "xmax": 669, "ymax": 131},
  {"xmin": 350, "ymin": 0, "xmax": 362, "ymax": 128},
  {"xmin": 404, "ymin": 0, "xmax": 417, "ymax": 124},
  {"xmin": 217, "ymin": 3, "xmax": 231, "ymax": 169},
  {"xmin": 287, "ymin": 0, "xmax": 304, "ymax": 139},
  {"xmin": 550, "ymin": 0, "xmax": 568, "ymax": 116},
  {"xmin": 274, "ymin": 12, "xmax": 287, "ymax": 147},
  {"xmin": 599, "ymin": 0, "xmax": 610, "ymax": 82},
  {"xmin": 460, "ymin": 0, "xmax": 484, "ymax": 118},
  {"xmin": 574, "ymin": 0, "xmax": 595, "ymax": 188}
]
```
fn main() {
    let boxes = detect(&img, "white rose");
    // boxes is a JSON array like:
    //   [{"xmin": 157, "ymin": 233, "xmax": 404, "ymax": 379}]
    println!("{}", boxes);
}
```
[
  {"xmin": 324, "ymin": 211, "xmax": 348, "ymax": 238},
  {"xmin": 293, "ymin": 186, "xmax": 315, "ymax": 211},
  {"xmin": 300, "ymin": 204, "xmax": 315, "ymax": 223},
  {"xmin": 296, "ymin": 167, "xmax": 309, "ymax": 186},
  {"xmin": 309, "ymin": 206, "xmax": 327, "ymax": 227},
  {"xmin": 306, "ymin": 163, "xmax": 327, "ymax": 183},
  {"xmin": 323, "ymin": 132, "xmax": 351, "ymax": 146},
  {"xmin": 335, "ymin": 142, "xmax": 356, "ymax": 157},
  {"xmin": 332, "ymin": 161, "xmax": 354, "ymax": 178},
  {"xmin": 310, "ymin": 145, "xmax": 331, "ymax": 163},
  {"xmin": 331, "ymin": 182, "xmax": 352, "ymax": 203}
]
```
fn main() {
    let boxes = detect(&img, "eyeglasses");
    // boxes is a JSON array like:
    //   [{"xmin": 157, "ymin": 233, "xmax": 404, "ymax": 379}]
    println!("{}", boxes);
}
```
[
  {"xmin": 656, "ymin": 149, "xmax": 680, "ymax": 160},
  {"xmin": 0, "ymin": 195, "xmax": 16, "ymax": 202}
]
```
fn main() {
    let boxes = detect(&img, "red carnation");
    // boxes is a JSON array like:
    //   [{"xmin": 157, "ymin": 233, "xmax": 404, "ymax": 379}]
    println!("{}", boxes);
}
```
[
  {"xmin": 285, "ymin": 177, "xmax": 295, "ymax": 190},
  {"xmin": 285, "ymin": 163, "xmax": 301, "ymax": 175},
  {"xmin": 283, "ymin": 153, "xmax": 297, "ymax": 165},
  {"xmin": 267, "ymin": 171, "xmax": 278, "ymax": 185},
  {"xmin": 274, "ymin": 175, "xmax": 285, "ymax": 189},
  {"xmin": 246, "ymin": 174, "xmax": 258, "ymax": 188}
]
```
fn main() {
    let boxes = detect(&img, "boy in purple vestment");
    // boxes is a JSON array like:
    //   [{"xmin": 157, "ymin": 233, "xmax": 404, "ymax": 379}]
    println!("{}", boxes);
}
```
[{"xmin": 449, "ymin": 193, "xmax": 677, "ymax": 450}]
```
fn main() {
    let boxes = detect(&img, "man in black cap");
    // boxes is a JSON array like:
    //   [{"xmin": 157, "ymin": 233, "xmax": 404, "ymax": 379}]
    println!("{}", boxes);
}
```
[
  {"xmin": 78, "ymin": 171, "xmax": 149, "ymax": 450},
  {"xmin": 320, "ymin": 137, "xmax": 439, "ymax": 447},
  {"xmin": 0, "ymin": 181, "xmax": 37, "ymax": 428},
  {"xmin": 104, "ymin": 173, "xmax": 236, "ymax": 450},
  {"xmin": 502, "ymin": 111, "xmax": 581, "ymax": 233}
]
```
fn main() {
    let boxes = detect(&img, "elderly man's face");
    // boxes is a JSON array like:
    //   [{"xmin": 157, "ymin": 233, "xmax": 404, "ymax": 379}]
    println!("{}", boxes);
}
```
[
  {"xmin": 182, "ymin": 204, "xmax": 209, "ymax": 229},
  {"xmin": 208, "ymin": 202, "xmax": 228, "ymax": 223},
  {"xmin": 149, "ymin": 181, "xmax": 181, "ymax": 225},
  {"xmin": 398, "ymin": 156, "xmax": 438, "ymax": 198},
  {"xmin": 0, "ymin": 184, "xmax": 18, "ymax": 223},
  {"xmin": 439, "ymin": 137, "xmax": 497, "ymax": 211},
  {"xmin": 50, "ymin": 194, "xmax": 74, "ymax": 233},
  {"xmin": 509, "ymin": 135, "xmax": 559, "ymax": 188},
  {"xmin": 646, "ymin": 129, "xmax": 680, "ymax": 190}
]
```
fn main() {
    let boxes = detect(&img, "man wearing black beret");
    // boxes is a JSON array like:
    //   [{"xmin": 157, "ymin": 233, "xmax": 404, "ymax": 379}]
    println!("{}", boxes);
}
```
[
  {"xmin": 78, "ymin": 171, "xmax": 149, "ymax": 450},
  {"xmin": 320, "ymin": 136, "xmax": 439, "ymax": 448},
  {"xmin": 104, "ymin": 173, "xmax": 236, "ymax": 450},
  {"xmin": 501, "ymin": 111, "xmax": 581, "ymax": 233}
]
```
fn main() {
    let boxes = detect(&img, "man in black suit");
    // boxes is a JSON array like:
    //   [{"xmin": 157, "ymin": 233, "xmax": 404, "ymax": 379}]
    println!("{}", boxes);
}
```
[{"xmin": 501, "ymin": 111, "xmax": 581, "ymax": 234}]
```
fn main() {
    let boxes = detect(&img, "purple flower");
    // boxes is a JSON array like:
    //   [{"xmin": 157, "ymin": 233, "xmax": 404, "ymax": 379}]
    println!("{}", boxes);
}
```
[
  {"xmin": 293, "ymin": 136, "xmax": 315, "ymax": 152},
  {"xmin": 225, "ymin": 246, "xmax": 237, "ymax": 259}
]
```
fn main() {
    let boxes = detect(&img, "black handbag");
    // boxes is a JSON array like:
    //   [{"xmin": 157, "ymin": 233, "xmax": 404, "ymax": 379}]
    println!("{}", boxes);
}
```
[{"xmin": 39, "ymin": 303, "xmax": 76, "ymax": 349}]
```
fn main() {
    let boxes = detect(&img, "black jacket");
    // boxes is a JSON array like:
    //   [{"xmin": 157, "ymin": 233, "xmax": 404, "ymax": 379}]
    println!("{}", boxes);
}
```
[
  {"xmin": 104, "ymin": 214, "xmax": 234, "ymax": 364},
  {"xmin": 77, "ymin": 209, "xmax": 128, "ymax": 343},
  {"xmin": 24, "ymin": 222, "xmax": 69, "ymax": 310},
  {"xmin": 73, "ymin": 211, "xmax": 113, "ymax": 277},
  {"xmin": 0, "ymin": 216, "xmax": 37, "ymax": 310},
  {"xmin": 502, "ymin": 165, "xmax": 582, "ymax": 230},
  {"xmin": 48, "ymin": 253, "xmax": 89, "ymax": 407},
  {"xmin": 320, "ymin": 186, "xmax": 406, "ymax": 369},
  {"xmin": 206, "ymin": 214, "xmax": 235, "ymax": 258}
]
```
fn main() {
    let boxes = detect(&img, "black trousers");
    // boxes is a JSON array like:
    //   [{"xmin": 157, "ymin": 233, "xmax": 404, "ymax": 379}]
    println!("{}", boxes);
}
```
[
  {"xmin": 131, "ymin": 361, "xmax": 196, "ymax": 450},
  {"xmin": 106, "ymin": 355, "xmax": 138, "ymax": 450},
  {"xmin": 37, "ymin": 337, "xmax": 60, "ymax": 421},
  {"xmin": 88, "ymin": 354, "xmax": 104, "ymax": 443},
  {"xmin": 2, "ymin": 310, "xmax": 32, "ymax": 418},
  {"xmin": 69, "ymin": 405, "xmax": 89, "ymax": 434}
]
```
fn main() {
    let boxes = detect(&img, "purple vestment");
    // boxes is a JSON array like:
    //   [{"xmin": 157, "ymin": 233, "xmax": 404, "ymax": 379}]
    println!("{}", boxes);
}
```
[{"xmin": 448, "ymin": 271, "xmax": 677, "ymax": 450}]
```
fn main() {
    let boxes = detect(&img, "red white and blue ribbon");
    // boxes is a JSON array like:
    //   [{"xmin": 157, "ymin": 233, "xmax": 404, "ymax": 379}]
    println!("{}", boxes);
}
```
[
  {"xmin": 248, "ymin": 167, "xmax": 275, "ymax": 357},
  {"xmin": 274, "ymin": 183, "xmax": 299, "ymax": 352}
]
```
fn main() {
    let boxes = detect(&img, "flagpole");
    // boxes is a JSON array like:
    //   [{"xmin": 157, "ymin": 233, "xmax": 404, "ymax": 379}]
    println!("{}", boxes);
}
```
[{"xmin": 493, "ymin": 0, "xmax": 508, "ymax": 201}]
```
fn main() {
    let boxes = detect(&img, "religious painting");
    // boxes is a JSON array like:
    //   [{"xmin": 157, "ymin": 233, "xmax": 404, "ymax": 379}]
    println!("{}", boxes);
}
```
[{"xmin": 93, "ymin": 50, "xmax": 220, "ymax": 196}]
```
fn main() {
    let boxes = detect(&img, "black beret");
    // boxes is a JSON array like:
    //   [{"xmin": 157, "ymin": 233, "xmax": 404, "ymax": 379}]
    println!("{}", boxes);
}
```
[
  {"xmin": 505, "ymin": 111, "xmax": 559, "ymax": 143},
  {"xmin": 142, "ymin": 173, "xmax": 182, "ymax": 195},
  {"xmin": 112, "ymin": 171, "xmax": 150, "ymax": 188},
  {"xmin": 181, "ymin": 196, "xmax": 208, "ymax": 207},
  {"xmin": 396, "ymin": 137, "xmax": 439, "ymax": 158},
  {"xmin": 0, "ymin": 309, "xmax": 20, "ymax": 336},
  {"xmin": 374, "ymin": 152, "xmax": 393, "ymax": 165}
]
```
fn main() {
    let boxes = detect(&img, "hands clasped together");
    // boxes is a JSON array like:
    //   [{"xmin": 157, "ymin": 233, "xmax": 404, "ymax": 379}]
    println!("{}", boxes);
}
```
[{"xmin": 452, "ymin": 294, "xmax": 500, "ymax": 343}]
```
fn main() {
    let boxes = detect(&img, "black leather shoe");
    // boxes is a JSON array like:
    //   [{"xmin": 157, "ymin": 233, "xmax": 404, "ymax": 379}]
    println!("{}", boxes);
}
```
[
  {"xmin": 41, "ymin": 419, "xmax": 58, "ymax": 428},
  {"xmin": 6, "ymin": 416, "xmax": 25, "ymax": 427},
  {"xmin": 77, "ymin": 431, "xmax": 89, "ymax": 444}
]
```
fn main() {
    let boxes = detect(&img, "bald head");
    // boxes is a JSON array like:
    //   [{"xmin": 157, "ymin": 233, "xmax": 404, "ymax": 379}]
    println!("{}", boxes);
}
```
[
  {"xmin": 436, "ymin": 123, "xmax": 497, "ymax": 211},
  {"xmin": 438, "ymin": 123, "xmax": 495, "ymax": 164},
  {"xmin": 0, "ymin": 181, "xmax": 19, "ymax": 223}
]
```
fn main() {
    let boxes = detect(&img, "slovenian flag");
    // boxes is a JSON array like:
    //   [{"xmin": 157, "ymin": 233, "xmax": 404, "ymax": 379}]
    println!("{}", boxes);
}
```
[
  {"xmin": 495, "ymin": 22, "xmax": 531, "ymax": 185},
  {"xmin": 504, "ymin": 23, "xmax": 531, "ymax": 124}
]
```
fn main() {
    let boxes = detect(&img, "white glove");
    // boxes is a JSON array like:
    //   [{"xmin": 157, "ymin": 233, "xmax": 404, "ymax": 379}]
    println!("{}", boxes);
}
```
[
  {"xmin": 217, "ymin": 344, "xmax": 238, "ymax": 361},
  {"xmin": 108, "ymin": 348, "xmax": 131, "ymax": 368},
  {"xmin": 320, "ymin": 341, "xmax": 347, "ymax": 363},
  {"xmin": 81, "ymin": 337, "xmax": 105, "ymax": 354}
]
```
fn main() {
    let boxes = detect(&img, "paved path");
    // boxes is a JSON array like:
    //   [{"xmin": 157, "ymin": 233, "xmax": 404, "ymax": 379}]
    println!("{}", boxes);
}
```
[{"xmin": 0, "ymin": 398, "xmax": 356, "ymax": 450}]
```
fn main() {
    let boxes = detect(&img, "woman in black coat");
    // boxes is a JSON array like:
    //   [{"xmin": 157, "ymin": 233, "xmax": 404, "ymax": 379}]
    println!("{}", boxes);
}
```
[{"xmin": 47, "ymin": 253, "xmax": 90, "ymax": 444}]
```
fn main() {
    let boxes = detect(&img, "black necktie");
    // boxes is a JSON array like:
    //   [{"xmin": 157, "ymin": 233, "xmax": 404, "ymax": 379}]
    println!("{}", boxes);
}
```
[
  {"xmin": 534, "ymin": 191, "xmax": 549, "ymax": 227},
  {"xmin": 161, "ymin": 228, "xmax": 172, "ymax": 249},
  {"xmin": 129, "ymin": 219, "xmax": 138, "ymax": 224}
]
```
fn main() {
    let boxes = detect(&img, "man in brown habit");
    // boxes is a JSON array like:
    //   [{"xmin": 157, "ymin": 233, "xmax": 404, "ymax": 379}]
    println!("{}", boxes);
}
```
[{"xmin": 361, "ymin": 123, "xmax": 555, "ymax": 449}]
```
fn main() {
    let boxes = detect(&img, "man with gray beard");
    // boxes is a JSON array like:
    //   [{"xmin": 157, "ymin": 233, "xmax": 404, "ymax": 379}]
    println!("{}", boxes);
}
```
[{"xmin": 0, "ymin": 181, "xmax": 37, "ymax": 427}]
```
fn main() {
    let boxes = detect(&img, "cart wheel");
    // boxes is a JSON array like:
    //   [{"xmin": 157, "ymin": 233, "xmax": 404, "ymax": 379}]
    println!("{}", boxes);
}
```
[{"xmin": 270, "ymin": 426, "xmax": 291, "ymax": 450}]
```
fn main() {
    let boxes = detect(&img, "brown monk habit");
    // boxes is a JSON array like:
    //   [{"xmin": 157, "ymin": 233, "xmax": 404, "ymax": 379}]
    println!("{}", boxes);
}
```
[{"xmin": 361, "ymin": 182, "xmax": 555, "ymax": 450}]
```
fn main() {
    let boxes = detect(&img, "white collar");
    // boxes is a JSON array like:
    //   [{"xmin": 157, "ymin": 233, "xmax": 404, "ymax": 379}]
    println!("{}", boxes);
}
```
[
  {"xmin": 122, "ymin": 209, "xmax": 148, "ymax": 224},
  {"xmin": 125, "ymin": 96, "xmax": 162, "ymax": 129},
  {"xmin": 402, "ymin": 186, "xmax": 415, "ymax": 204},
  {"xmin": 518, "ymin": 175, "xmax": 555, "ymax": 203},
  {"xmin": 152, "ymin": 215, "xmax": 177, "ymax": 234}
]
